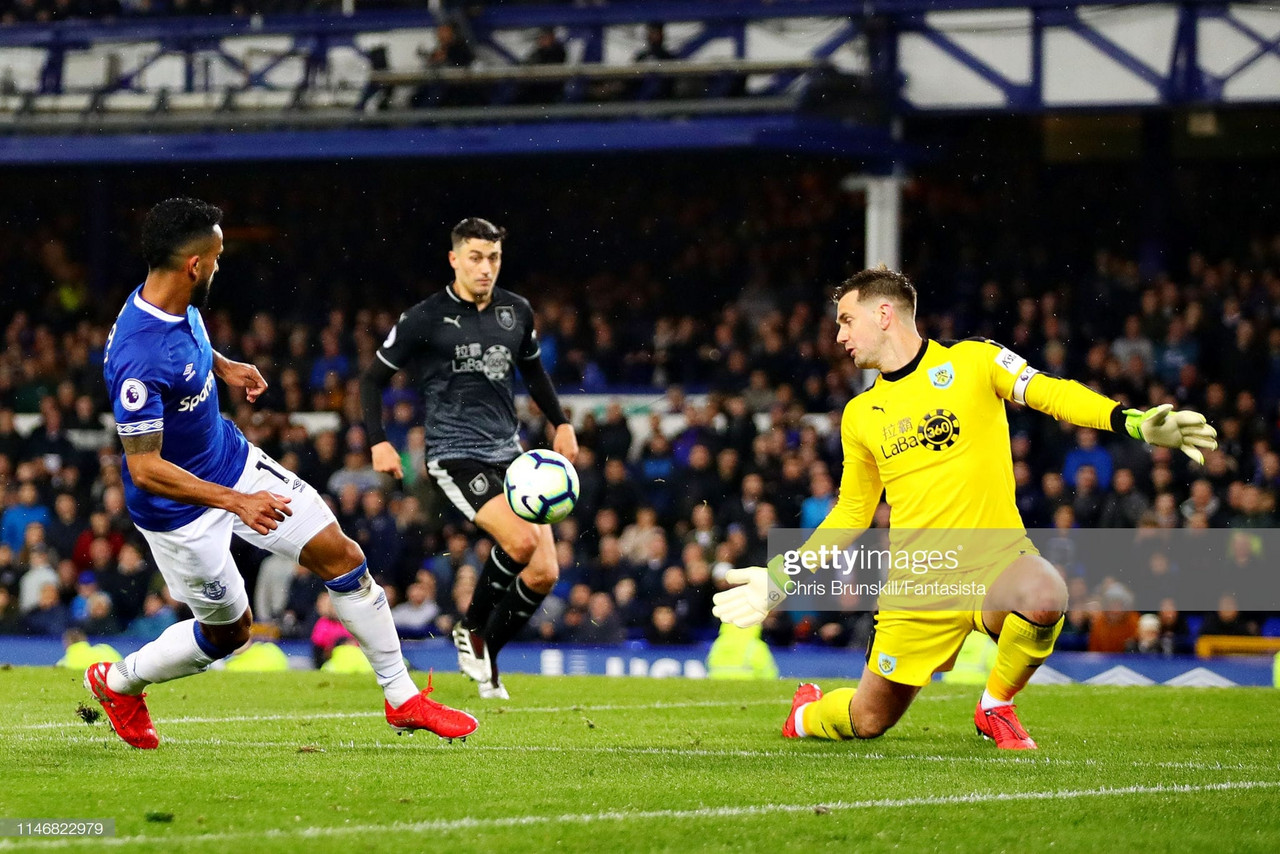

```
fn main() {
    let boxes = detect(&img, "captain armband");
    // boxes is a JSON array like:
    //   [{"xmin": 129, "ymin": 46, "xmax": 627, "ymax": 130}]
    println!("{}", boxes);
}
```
[{"xmin": 1011, "ymin": 365, "xmax": 1039, "ymax": 405}]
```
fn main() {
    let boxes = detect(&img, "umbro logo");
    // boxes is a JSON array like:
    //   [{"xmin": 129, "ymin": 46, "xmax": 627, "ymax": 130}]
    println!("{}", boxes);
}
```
[
  {"xmin": 443, "ymin": 316, "xmax": 462, "ymax": 328},
  {"xmin": 183, "ymin": 363, "xmax": 195, "ymax": 381}
]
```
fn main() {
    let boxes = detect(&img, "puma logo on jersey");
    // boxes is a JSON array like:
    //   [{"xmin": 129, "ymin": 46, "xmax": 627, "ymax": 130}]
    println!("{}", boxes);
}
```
[
  {"xmin": 178, "ymin": 370, "xmax": 215, "ymax": 413},
  {"xmin": 443, "ymin": 315, "xmax": 462, "ymax": 328},
  {"xmin": 872, "ymin": 405, "xmax": 885, "ymax": 413}
]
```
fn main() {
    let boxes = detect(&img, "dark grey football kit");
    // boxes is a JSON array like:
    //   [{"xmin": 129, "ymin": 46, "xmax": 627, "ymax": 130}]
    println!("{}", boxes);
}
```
[
  {"xmin": 361, "ymin": 283, "xmax": 567, "ymax": 519},
  {"xmin": 359, "ymin": 281, "xmax": 571, "ymax": 697}
]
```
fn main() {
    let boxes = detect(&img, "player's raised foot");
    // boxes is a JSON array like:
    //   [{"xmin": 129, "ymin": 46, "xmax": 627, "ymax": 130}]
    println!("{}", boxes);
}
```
[
  {"xmin": 386, "ymin": 672, "xmax": 478, "ymax": 741},
  {"xmin": 84, "ymin": 662, "xmax": 158, "ymax": 750},
  {"xmin": 452, "ymin": 623, "xmax": 492, "ymax": 683},
  {"xmin": 974, "ymin": 702, "xmax": 1037, "ymax": 750},
  {"xmin": 782, "ymin": 682, "xmax": 823, "ymax": 738}
]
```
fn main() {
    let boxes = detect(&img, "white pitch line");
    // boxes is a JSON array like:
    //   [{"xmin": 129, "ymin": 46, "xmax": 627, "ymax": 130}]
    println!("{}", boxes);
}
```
[
  {"xmin": 7, "ymin": 694, "xmax": 967, "ymax": 732},
  {"xmin": 2, "ymin": 731, "xmax": 1259, "ymax": 772},
  {"xmin": 0, "ymin": 780, "xmax": 1276, "ymax": 850}
]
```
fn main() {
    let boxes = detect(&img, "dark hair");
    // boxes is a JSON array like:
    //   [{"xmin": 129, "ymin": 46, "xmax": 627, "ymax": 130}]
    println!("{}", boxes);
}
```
[
  {"xmin": 832, "ymin": 266, "xmax": 917, "ymax": 316},
  {"xmin": 140, "ymin": 198, "xmax": 223, "ymax": 270},
  {"xmin": 450, "ymin": 217, "xmax": 507, "ymax": 249}
]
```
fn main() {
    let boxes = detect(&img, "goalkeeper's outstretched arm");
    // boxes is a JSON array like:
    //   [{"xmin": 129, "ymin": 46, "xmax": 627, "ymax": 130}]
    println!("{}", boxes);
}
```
[{"xmin": 993, "ymin": 346, "xmax": 1218, "ymax": 464}]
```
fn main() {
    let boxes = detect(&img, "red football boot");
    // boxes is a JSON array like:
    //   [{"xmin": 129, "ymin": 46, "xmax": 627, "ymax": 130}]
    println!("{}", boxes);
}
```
[
  {"xmin": 386, "ymin": 672, "xmax": 479, "ymax": 742},
  {"xmin": 84, "ymin": 662, "xmax": 159, "ymax": 750},
  {"xmin": 782, "ymin": 683, "xmax": 823, "ymax": 738},
  {"xmin": 975, "ymin": 702, "xmax": 1038, "ymax": 750}
]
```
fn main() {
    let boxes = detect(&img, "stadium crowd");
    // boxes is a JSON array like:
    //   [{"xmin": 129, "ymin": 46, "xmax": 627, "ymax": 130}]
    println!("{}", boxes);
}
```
[{"xmin": 0, "ymin": 160, "xmax": 1278, "ymax": 662}]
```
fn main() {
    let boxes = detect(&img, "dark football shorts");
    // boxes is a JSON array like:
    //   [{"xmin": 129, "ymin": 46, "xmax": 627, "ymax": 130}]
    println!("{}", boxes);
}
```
[{"xmin": 427, "ymin": 457, "xmax": 517, "ymax": 520}]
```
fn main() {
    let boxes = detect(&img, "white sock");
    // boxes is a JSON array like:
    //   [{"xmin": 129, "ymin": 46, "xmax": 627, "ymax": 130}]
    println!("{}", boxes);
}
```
[
  {"xmin": 107, "ymin": 620, "xmax": 215, "ymax": 694},
  {"xmin": 793, "ymin": 703, "xmax": 810, "ymax": 738},
  {"xmin": 326, "ymin": 568, "xmax": 419, "ymax": 707},
  {"xmin": 980, "ymin": 689, "xmax": 1012, "ymax": 710}
]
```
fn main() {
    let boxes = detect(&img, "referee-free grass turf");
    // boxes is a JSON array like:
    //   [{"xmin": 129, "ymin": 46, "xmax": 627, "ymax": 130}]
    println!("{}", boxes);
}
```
[{"xmin": 1, "ymin": 667, "xmax": 1277, "ymax": 852}]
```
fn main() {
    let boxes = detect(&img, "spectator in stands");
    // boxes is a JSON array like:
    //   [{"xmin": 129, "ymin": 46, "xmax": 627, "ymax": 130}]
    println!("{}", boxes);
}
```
[
  {"xmin": 23, "ymin": 582, "xmax": 68, "ymax": 636},
  {"xmin": 520, "ymin": 26, "xmax": 568, "ymax": 104},
  {"xmin": 98, "ymin": 540, "xmax": 151, "ymax": 626},
  {"xmin": 1099, "ymin": 468, "xmax": 1150, "ymax": 528},
  {"xmin": 392, "ymin": 578, "xmax": 440, "ymax": 640},
  {"xmin": 81, "ymin": 591, "xmax": 121, "ymax": 635},
  {"xmin": 1110, "ymin": 315, "xmax": 1154, "ymax": 374},
  {"xmin": 17, "ymin": 544, "xmax": 57, "ymax": 614},
  {"xmin": 799, "ymin": 467, "xmax": 836, "ymax": 529},
  {"xmin": 1125, "ymin": 613, "xmax": 1172, "ymax": 656},
  {"xmin": 124, "ymin": 591, "xmax": 177, "ymax": 640},
  {"xmin": 45, "ymin": 492, "xmax": 83, "ymax": 561},
  {"xmin": 413, "ymin": 20, "xmax": 477, "ymax": 108},
  {"xmin": 2, "ymin": 481, "xmax": 50, "ymax": 551},
  {"xmin": 619, "ymin": 505, "xmax": 663, "ymax": 566},
  {"xmin": 1087, "ymin": 584, "xmax": 1140, "ymax": 653},
  {"xmin": 1180, "ymin": 479, "xmax": 1225, "ymax": 526},
  {"xmin": 326, "ymin": 449, "xmax": 384, "ymax": 497},
  {"xmin": 632, "ymin": 22, "xmax": 677, "ymax": 99},
  {"xmin": 646, "ymin": 604, "xmax": 690, "ymax": 645},
  {"xmin": 574, "ymin": 591, "xmax": 626, "ymax": 645},
  {"xmin": 1062, "ymin": 429, "xmax": 1113, "ymax": 491},
  {"xmin": 1201, "ymin": 592, "xmax": 1259, "ymax": 637}
]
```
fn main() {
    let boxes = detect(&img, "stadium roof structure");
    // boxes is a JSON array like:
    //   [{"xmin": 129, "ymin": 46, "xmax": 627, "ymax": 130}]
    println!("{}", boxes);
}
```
[{"xmin": 0, "ymin": 0, "xmax": 1276, "ymax": 165}]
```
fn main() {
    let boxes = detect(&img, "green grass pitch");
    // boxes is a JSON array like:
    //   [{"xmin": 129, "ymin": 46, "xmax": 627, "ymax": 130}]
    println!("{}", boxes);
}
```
[{"xmin": 1, "ymin": 667, "xmax": 1278, "ymax": 852}]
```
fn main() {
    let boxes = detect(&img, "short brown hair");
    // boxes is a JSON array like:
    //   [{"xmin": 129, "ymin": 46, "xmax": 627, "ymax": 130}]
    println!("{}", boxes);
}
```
[{"xmin": 832, "ymin": 267, "xmax": 917, "ymax": 315}]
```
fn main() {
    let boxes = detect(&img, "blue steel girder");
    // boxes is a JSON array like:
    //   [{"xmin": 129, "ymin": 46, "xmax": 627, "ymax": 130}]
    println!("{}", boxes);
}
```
[
  {"xmin": 1211, "ymin": 5, "xmax": 1280, "ymax": 91},
  {"xmin": 898, "ymin": 11, "xmax": 1037, "ymax": 108},
  {"xmin": 889, "ymin": 1, "xmax": 1270, "ymax": 111},
  {"xmin": 762, "ymin": 18, "xmax": 862, "ymax": 96}
]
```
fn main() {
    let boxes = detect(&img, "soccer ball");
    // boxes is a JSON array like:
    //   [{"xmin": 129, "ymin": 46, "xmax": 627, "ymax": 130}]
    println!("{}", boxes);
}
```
[{"xmin": 504, "ymin": 449, "xmax": 579, "ymax": 524}]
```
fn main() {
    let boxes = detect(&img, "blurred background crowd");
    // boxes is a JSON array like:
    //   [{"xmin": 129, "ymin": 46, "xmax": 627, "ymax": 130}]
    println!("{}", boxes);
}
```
[{"xmin": 0, "ymin": 151, "xmax": 1278, "ymax": 663}]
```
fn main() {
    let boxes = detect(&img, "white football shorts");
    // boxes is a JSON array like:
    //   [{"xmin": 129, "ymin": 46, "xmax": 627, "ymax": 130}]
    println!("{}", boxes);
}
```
[{"xmin": 136, "ymin": 444, "xmax": 338, "ymax": 624}]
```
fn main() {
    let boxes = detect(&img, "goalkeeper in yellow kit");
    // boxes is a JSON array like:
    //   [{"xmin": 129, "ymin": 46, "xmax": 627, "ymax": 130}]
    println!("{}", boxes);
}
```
[{"xmin": 712, "ymin": 268, "xmax": 1217, "ymax": 749}]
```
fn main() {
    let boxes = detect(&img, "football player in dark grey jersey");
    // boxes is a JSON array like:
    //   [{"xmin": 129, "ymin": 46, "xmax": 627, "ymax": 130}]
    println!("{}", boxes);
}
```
[{"xmin": 360, "ymin": 218, "xmax": 577, "ymax": 699}]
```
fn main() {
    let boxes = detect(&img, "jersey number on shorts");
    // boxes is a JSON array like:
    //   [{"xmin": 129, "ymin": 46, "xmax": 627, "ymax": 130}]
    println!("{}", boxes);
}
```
[{"xmin": 256, "ymin": 458, "xmax": 288, "ymax": 483}]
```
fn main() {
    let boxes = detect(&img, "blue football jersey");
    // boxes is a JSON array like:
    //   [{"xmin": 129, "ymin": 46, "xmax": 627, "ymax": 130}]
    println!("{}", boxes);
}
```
[{"xmin": 104, "ymin": 286, "xmax": 249, "ymax": 532}]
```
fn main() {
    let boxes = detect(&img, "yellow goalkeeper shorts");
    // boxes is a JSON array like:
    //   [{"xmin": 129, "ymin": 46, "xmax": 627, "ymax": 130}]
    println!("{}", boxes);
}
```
[{"xmin": 864, "ymin": 539, "xmax": 1038, "ymax": 687}]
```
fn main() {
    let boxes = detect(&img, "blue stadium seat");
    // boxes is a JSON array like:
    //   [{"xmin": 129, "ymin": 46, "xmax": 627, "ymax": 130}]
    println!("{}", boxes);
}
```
[
  {"xmin": 1262, "ymin": 617, "xmax": 1280, "ymax": 638},
  {"xmin": 1186, "ymin": 614, "xmax": 1205, "ymax": 637}
]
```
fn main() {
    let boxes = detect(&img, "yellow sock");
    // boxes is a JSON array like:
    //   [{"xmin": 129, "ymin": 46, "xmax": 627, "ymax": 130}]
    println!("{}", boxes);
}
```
[
  {"xmin": 799, "ymin": 688, "xmax": 857, "ymax": 740},
  {"xmin": 985, "ymin": 612, "xmax": 1064, "ymax": 702}
]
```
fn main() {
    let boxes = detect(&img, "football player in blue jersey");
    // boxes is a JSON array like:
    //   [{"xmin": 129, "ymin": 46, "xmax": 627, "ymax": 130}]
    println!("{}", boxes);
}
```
[{"xmin": 85, "ymin": 198, "xmax": 477, "ymax": 748}]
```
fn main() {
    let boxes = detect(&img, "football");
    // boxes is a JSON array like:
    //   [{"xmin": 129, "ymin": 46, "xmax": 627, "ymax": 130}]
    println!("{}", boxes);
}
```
[{"xmin": 504, "ymin": 449, "xmax": 580, "ymax": 524}]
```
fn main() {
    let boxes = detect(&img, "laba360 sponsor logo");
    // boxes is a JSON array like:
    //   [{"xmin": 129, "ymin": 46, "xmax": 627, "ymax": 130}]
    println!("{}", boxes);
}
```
[{"xmin": 879, "ymin": 408, "xmax": 960, "ymax": 458}]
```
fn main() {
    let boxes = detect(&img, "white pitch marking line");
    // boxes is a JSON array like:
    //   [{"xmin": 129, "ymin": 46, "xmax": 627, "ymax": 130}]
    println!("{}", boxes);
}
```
[
  {"xmin": 1, "ymin": 732, "xmax": 1257, "ymax": 771},
  {"xmin": 8, "ymin": 694, "xmax": 964, "ymax": 732},
  {"xmin": 0, "ymin": 780, "xmax": 1276, "ymax": 850}
]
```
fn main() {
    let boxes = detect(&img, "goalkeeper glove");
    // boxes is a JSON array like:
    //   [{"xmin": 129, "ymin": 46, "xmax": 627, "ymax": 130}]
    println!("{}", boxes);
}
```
[
  {"xmin": 711, "ymin": 564, "xmax": 789, "ymax": 628},
  {"xmin": 1123, "ymin": 403, "xmax": 1218, "ymax": 465}
]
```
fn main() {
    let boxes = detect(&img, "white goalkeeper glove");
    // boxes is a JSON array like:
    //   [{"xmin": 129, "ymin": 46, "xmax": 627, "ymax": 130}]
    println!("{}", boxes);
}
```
[
  {"xmin": 1124, "ymin": 403, "xmax": 1218, "ymax": 465},
  {"xmin": 711, "ymin": 566, "xmax": 789, "ymax": 628}
]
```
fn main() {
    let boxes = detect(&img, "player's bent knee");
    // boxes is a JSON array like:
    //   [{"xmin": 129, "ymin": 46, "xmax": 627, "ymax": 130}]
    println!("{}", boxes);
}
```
[
  {"xmin": 505, "ymin": 528, "xmax": 540, "ymax": 564},
  {"xmin": 338, "ymin": 536, "xmax": 366, "ymax": 572},
  {"xmin": 851, "ymin": 715, "xmax": 895, "ymax": 739},
  {"xmin": 521, "ymin": 558, "xmax": 559, "ymax": 592},
  {"xmin": 1021, "ymin": 608, "xmax": 1065, "ymax": 627},
  {"xmin": 199, "ymin": 609, "xmax": 252, "ymax": 659}
]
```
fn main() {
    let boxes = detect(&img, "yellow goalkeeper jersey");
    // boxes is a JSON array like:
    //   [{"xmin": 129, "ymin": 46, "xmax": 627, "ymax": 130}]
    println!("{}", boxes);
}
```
[{"xmin": 815, "ymin": 338, "xmax": 1121, "ymax": 564}]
